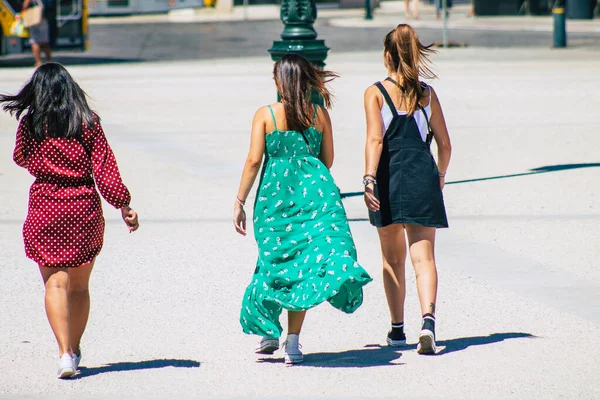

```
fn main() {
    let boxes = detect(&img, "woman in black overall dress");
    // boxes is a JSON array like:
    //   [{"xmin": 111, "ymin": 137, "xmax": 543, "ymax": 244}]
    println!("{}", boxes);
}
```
[{"xmin": 363, "ymin": 24, "xmax": 452, "ymax": 355}]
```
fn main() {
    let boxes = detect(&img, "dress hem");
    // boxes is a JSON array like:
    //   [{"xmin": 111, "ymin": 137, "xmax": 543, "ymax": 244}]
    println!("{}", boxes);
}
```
[{"xmin": 370, "ymin": 219, "xmax": 449, "ymax": 229}]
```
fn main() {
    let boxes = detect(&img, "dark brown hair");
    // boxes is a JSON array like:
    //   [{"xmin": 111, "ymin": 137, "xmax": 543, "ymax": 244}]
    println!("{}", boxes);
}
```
[
  {"xmin": 384, "ymin": 24, "xmax": 437, "ymax": 116},
  {"xmin": 273, "ymin": 54, "xmax": 339, "ymax": 132}
]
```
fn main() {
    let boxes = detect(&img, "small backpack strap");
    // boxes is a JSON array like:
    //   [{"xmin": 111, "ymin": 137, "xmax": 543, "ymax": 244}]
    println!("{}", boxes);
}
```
[
  {"xmin": 267, "ymin": 105, "xmax": 278, "ymax": 131},
  {"xmin": 374, "ymin": 82, "xmax": 398, "ymax": 117},
  {"xmin": 75, "ymin": 135, "xmax": 92, "ymax": 158},
  {"xmin": 418, "ymin": 104, "xmax": 435, "ymax": 147}
]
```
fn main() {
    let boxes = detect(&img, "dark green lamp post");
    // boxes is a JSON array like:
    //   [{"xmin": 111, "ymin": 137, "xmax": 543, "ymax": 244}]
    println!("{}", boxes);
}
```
[{"xmin": 268, "ymin": 0, "xmax": 329, "ymax": 68}]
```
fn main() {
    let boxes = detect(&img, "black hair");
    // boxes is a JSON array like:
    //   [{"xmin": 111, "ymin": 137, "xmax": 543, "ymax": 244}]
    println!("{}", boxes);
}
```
[{"xmin": 0, "ymin": 62, "xmax": 96, "ymax": 141}]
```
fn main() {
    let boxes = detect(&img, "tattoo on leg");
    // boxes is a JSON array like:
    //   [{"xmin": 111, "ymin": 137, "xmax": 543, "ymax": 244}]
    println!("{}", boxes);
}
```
[{"xmin": 429, "ymin": 303, "xmax": 436, "ymax": 314}]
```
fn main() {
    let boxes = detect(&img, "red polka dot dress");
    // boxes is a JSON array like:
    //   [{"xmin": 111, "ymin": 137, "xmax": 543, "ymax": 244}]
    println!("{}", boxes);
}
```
[{"xmin": 13, "ymin": 117, "xmax": 131, "ymax": 268}]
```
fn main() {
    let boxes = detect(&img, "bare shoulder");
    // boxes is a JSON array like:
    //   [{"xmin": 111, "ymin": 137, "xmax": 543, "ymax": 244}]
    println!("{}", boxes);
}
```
[
  {"xmin": 317, "ymin": 105, "xmax": 331, "ymax": 121},
  {"xmin": 364, "ymin": 84, "xmax": 380, "ymax": 99},
  {"xmin": 254, "ymin": 105, "xmax": 272, "ymax": 121}
]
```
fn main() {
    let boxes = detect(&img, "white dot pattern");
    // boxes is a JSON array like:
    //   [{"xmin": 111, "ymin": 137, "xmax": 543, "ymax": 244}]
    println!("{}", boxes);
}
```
[{"xmin": 13, "ymin": 117, "xmax": 131, "ymax": 268}]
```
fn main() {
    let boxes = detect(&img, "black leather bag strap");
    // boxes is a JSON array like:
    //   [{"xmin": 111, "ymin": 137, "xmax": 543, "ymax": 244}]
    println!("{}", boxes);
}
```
[
  {"xmin": 418, "ymin": 103, "xmax": 435, "ymax": 147},
  {"xmin": 75, "ymin": 135, "xmax": 92, "ymax": 158}
]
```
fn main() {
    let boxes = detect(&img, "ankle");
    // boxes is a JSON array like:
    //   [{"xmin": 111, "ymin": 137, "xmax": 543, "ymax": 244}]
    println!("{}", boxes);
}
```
[{"xmin": 422, "ymin": 314, "xmax": 436, "ymax": 333}]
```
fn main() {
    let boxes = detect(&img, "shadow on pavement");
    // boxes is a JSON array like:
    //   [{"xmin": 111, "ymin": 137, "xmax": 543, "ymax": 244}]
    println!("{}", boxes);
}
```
[
  {"xmin": 341, "ymin": 163, "xmax": 600, "ymax": 199},
  {"xmin": 436, "ymin": 332, "xmax": 536, "ymax": 355},
  {"xmin": 76, "ymin": 358, "xmax": 200, "ymax": 378},
  {"xmin": 258, "ymin": 344, "xmax": 404, "ymax": 368},
  {"xmin": 257, "ymin": 332, "xmax": 534, "ymax": 367}
]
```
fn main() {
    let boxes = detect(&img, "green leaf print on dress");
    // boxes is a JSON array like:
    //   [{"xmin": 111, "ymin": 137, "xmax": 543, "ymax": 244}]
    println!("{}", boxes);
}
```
[{"xmin": 240, "ymin": 106, "xmax": 373, "ymax": 339}]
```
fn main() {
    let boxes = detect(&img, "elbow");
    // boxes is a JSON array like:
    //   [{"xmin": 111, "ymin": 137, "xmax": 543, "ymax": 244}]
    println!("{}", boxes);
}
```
[
  {"xmin": 439, "ymin": 141, "xmax": 451, "ymax": 156},
  {"xmin": 246, "ymin": 157, "xmax": 262, "ymax": 170},
  {"xmin": 444, "ymin": 142, "xmax": 452, "ymax": 156},
  {"xmin": 366, "ymin": 138, "xmax": 383, "ymax": 152}
]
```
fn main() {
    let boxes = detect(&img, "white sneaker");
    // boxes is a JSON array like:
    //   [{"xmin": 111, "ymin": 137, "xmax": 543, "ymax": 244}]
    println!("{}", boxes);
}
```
[
  {"xmin": 57, "ymin": 353, "xmax": 75, "ymax": 379},
  {"xmin": 283, "ymin": 334, "xmax": 303, "ymax": 364},
  {"xmin": 72, "ymin": 351, "xmax": 82, "ymax": 371},
  {"xmin": 255, "ymin": 337, "xmax": 279, "ymax": 354},
  {"xmin": 416, "ymin": 329, "xmax": 437, "ymax": 355}
]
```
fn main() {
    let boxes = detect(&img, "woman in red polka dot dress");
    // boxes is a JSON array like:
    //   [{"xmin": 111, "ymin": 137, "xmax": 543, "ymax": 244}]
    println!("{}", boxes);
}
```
[{"xmin": 1, "ymin": 63, "xmax": 139, "ymax": 379}]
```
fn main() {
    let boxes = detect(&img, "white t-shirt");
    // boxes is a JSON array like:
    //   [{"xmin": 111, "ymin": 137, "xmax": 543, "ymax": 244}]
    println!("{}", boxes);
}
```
[{"xmin": 381, "ymin": 92, "xmax": 432, "ymax": 142}]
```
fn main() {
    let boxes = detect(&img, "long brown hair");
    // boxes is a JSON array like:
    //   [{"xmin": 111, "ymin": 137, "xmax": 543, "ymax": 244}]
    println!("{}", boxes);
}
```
[
  {"xmin": 384, "ymin": 24, "xmax": 437, "ymax": 116},
  {"xmin": 273, "ymin": 54, "xmax": 339, "ymax": 132}
]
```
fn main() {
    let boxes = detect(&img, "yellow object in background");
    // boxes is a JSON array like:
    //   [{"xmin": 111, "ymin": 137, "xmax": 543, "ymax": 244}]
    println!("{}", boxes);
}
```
[
  {"xmin": 204, "ymin": 0, "xmax": 216, "ymax": 7},
  {"xmin": 9, "ymin": 13, "xmax": 28, "ymax": 37}
]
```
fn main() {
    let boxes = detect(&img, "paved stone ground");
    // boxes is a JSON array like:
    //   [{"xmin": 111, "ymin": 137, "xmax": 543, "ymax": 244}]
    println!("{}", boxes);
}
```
[{"xmin": 1, "ymin": 45, "xmax": 599, "ymax": 398}]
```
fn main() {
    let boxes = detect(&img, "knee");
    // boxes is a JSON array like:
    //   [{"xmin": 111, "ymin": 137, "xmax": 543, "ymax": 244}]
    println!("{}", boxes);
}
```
[
  {"xmin": 383, "ymin": 256, "xmax": 405, "ymax": 270},
  {"xmin": 45, "ymin": 271, "xmax": 69, "ymax": 290},
  {"xmin": 68, "ymin": 281, "xmax": 89, "ymax": 294},
  {"xmin": 411, "ymin": 256, "xmax": 437, "ymax": 277}
]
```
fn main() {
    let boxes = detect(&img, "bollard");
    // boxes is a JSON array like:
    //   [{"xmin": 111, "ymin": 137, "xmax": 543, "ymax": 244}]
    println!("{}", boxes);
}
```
[
  {"xmin": 552, "ymin": 5, "xmax": 566, "ymax": 48},
  {"xmin": 365, "ymin": 0, "xmax": 373, "ymax": 20}
]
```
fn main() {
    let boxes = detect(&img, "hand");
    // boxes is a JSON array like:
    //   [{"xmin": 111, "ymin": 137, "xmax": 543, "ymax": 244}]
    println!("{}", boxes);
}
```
[
  {"xmin": 440, "ymin": 176, "xmax": 445, "ymax": 190},
  {"xmin": 121, "ymin": 206, "xmax": 139, "ymax": 232},
  {"xmin": 233, "ymin": 203, "xmax": 247, "ymax": 236},
  {"xmin": 364, "ymin": 183, "xmax": 380, "ymax": 212}
]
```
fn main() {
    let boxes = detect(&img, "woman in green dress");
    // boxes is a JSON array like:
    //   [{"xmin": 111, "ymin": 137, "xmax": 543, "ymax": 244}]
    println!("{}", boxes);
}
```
[{"xmin": 233, "ymin": 54, "xmax": 372, "ymax": 365}]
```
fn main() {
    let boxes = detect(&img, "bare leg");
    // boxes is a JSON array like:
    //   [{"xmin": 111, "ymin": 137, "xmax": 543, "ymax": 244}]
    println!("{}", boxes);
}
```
[
  {"xmin": 405, "ymin": 225, "xmax": 438, "ymax": 317},
  {"xmin": 404, "ymin": 0, "xmax": 411, "ymax": 18},
  {"xmin": 287, "ymin": 310, "xmax": 307, "ymax": 335},
  {"xmin": 31, "ymin": 44, "xmax": 43, "ymax": 67},
  {"xmin": 377, "ymin": 224, "xmax": 407, "ymax": 324},
  {"xmin": 67, "ymin": 260, "xmax": 95, "ymax": 355},
  {"xmin": 40, "ymin": 43, "xmax": 52, "ymax": 62},
  {"xmin": 39, "ymin": 267, "xmax": 71, "ymax": 356},
  {"xmin": 414, "ymin": 0, "xmax": 420, "ymax": 19}
]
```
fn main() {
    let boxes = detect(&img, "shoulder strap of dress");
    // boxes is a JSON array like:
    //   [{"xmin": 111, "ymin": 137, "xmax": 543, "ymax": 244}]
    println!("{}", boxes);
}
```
[
  {"xmin": 374, "ymin": 82, "xmax": 398, "ymax": 117},
  {"xmin": 267, "ymin": 105, "xmax": 277, "ymax": 131},
  {"xmin": 311, "ymin": 104, "xmax": 319, "ymax": 128}
]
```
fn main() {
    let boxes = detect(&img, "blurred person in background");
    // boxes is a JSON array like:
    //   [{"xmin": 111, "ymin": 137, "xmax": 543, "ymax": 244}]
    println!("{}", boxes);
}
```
[
  {"xmin": 405, "ymin": 0, "xmax": 421, "ymax": 19},
  {"xmin": 21, "ymin": 0, "xmax": 53, "ymax": 66}
]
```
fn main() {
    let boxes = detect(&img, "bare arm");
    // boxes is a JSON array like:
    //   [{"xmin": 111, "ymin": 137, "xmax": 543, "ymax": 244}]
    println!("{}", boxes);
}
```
[
  {"xmin": 363, "ymin": 85, "xmax": 384, "ymax": 211},
  {"xmin": 233, "ymin": 107, "xmax": 267, "ymax": 235},
  {"xmin": 21, "ymin": 0, "xmax": 32, "ymax": 12},
  {"xmin": 318, "ymin": 106, "xmax": 334, "ymax": 169},
  {"xmin": 428, "ymin": 87, "xmax": 452, "ymax": 189}
]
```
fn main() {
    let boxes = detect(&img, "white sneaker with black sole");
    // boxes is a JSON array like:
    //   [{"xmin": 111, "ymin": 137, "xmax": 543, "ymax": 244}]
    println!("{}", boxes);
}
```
[
  {"xmin": 283, "ymin": 334, "xmax": 303, "ymax": 364},
  {"xmin": 255, "ymin": 337, "xmax": 279, "ymax": 354},
  {"xmin": 57, "ymin": 353, "xmax": 75, "ymax": 379}
]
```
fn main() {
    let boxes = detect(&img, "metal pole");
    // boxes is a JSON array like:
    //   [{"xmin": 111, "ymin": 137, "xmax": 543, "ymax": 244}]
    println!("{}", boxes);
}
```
[
  {"xmin": 442, "ymin": 0, "xmax": 448, "ymax": 47},
  {"xmin": 552, "ymin": 1, "xmax": 566, "ymax": 48},
  {"xmin": 365, "ymin": 0, "xmax": 373, "ymax": 20}
]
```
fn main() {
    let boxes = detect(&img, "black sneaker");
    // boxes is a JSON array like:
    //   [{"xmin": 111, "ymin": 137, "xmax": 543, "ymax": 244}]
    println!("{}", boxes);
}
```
[
  {"xmin": 417, "ymin": 316, "xmax": 437, "ymax": 355},
  {"xmin": 386, "ymin": 329, "xmax": 407, "ymax": 347}
]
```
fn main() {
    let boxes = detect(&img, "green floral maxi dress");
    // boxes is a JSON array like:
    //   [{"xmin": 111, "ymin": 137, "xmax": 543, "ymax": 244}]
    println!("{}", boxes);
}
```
[{"xmin": 240, "ymin": 105, "xmax": 373, "ymax": 338}]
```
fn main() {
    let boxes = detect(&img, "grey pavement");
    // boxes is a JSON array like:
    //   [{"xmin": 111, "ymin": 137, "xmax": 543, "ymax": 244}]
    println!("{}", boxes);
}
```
[{"xmin": 1, "ymin": 45, "xmax": 600, "ymax": 398}]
